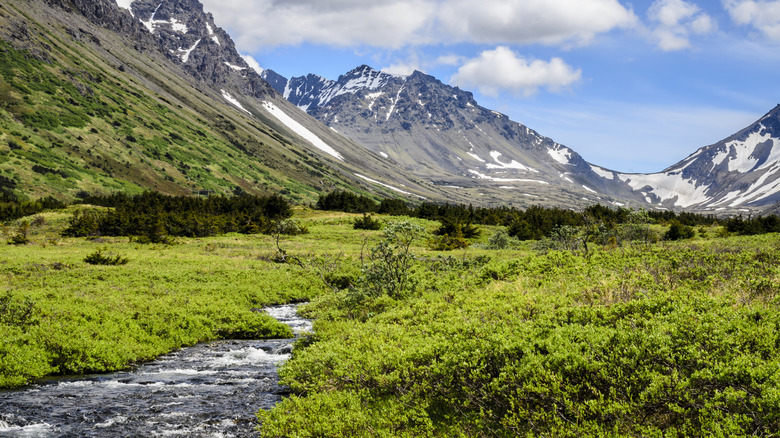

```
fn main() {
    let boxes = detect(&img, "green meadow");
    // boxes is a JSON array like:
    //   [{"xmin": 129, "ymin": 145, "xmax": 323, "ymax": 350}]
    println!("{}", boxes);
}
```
[{"xmin": 3, "ymin": 205, "xmax": 780, "ymax": 436}]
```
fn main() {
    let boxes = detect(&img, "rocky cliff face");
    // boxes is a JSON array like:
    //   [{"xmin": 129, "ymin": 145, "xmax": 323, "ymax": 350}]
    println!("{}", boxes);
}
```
[{"xmin": 102, "ymin": 0, "xmax": 274, "ymax": 98}]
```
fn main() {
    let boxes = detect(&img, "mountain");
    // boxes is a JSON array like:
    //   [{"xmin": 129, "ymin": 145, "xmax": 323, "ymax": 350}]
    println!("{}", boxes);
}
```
[
  {"xmin": 263, "ymin": 66, "xmax": 644, "ymax": 209},
  {"xmin": 0, "ymin": 0, "xmax": 459, "ymax": 204},
  {"xmin": 5, "ymin": 0, "xmax": 780, "ymax": 213},
  {"xmin": 265, "ymin": 66, "xmax": 780, "ymax": 213},
  {"xmin": 605, "ymin": 106, "xmax": 780, "ymax": 212}
]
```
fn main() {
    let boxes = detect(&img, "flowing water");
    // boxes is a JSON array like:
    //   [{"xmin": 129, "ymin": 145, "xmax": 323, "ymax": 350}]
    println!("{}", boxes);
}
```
[{"xmin": 0, "ymin": 304, "xmax": 311, "ymax": 437}]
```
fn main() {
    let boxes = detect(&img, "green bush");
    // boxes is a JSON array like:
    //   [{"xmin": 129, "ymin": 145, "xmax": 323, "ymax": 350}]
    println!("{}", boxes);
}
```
[
  {"xmin": 7, "ymin": 220, "xmax": 30, "ymax": 245},
  {"xmin": 664, "ymin": 220, "xmax": 695, "ymax": 240},
  {"xmin": 83, "ymin": 249, "xmax": 128, "ymax": 265},
  {"xmin": 358, "ymin": 221, "xmax": 424, "ymax": 300},
  {"xmin": 353, "ymin": 213, "xmax": 382, "ymax": 230},
  {"xmin": 485, "ymin": 228, "xmax": 512, "ymax": 250},
  {"xmin": 426, "ymin": 233, "xmax": 470, "ymax": 251},
  {"xmin": 262, "ymin": 241, "xmax": 780, "ymax": 437}
]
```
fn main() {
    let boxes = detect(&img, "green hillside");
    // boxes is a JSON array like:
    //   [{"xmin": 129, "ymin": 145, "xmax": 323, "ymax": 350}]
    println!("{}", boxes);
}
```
[{"xmin": 0, "ymin": 1, "xmax": 354, "ymax": 203}]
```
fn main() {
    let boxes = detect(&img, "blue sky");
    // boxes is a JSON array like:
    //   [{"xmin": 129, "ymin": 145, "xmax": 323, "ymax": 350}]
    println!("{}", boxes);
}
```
[{"xmin": 199, "ymin": 0, "xmax": 780, "ymax": 173}]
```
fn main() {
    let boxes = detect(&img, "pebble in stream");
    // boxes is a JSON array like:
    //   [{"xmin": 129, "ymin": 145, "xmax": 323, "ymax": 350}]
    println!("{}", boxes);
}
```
[{"xmin": 0, "ymin": 304, "xmax": 310, "ymax": 437}]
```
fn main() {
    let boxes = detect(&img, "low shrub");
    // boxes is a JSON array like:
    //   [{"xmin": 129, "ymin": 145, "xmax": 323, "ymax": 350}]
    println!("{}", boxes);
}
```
[
  {"xmin": 353, "ymin": 214, "xmax": 382, "ymax": 230},
  {"xmin": 84, "ymin": 249, "xmax": 128, "ymax": 265}
]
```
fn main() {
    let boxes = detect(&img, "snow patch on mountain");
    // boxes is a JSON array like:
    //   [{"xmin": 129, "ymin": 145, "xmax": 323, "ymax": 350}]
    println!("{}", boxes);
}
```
[
  {"xmin": 385, "ymin": 86, "xmax": 405, "ymax": 121},
  {"xmin": 169, "ymin": 18, "xmax": 187, "ymax": 33},
  {"xmin": 467, "ymin": 152, "xmax": 486, "ymax": 163},
  {"xmin": 618, "ymin": 172, "xmax": 712, "ymax": 208},
  {"xmin": 485, "ymin": 151, "xmax": 536, "ymax": 172},
  {"xmin": 206, "ymin": 23, "xmax": 220, "ymax": 45},
  {"xmin": 366, "ymin": 92, "xmax": 383, "ymax": 111},
  {"xmin": 262, "ymin": 101, "xmax": 343, "ymax": 161},
  {"xmin": 115, "ymin": 0, "xmax": 134, "ymax": 15},
  {"xmin": 590, "ymin": 165, "xmax": 614, "ymax": 179},
  {"xmin": 220, "ymin": 90, "xmax": 250, "ymax": 115},
  {"xmin": 355, "ymin": 174, "xmax": 423, "ymax": 198},
  {"xmin": 140, "ymin": 3, "xmax": 163, "ymax": 33},
  {"xmin": 224, "ymin": 62, "xmax": 244, "ymax": 71},
  {"xmin": 468, "ymin": 170, "xmax": 549, "ymax": 184},
  {"xmin": 714, "ymin": 130, "xmax": 773, "ymax": 172},
  {"xmin": 548, "ymin": 146, "xmax": 572, "ymax": 165},
  {"xmin": 178, "ymin": 39, "xmax": 200, "ymax": 63},
  {"xmin": 716, "ymin": 163, "xmax": 780, "ymax": 206}
]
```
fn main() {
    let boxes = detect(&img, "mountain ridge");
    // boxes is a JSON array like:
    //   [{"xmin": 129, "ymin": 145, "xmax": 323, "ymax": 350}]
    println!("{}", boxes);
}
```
[
  {"xmin": 263, "ymin": 65, "xmax": 650, "ymax": 209},
  {"xmin": 265, "ymin": 65, "xmax": 780, "ymax": 213},
  {"xmin": 3, "ymin": 0, "xmax": 780, "ymax": 214}
]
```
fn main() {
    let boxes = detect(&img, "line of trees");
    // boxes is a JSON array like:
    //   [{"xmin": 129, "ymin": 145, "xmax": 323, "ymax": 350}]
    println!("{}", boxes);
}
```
[
  {"xmin": 0, "ymin": 178, "xmax": 66, "ymax": 222},
  {"xmin": 315, "ymin": 190, "xmax": 740, "ymax": 241},
  {"xmin": 62, "ymin": 191, "xmax": 294, "ymax": 242}
]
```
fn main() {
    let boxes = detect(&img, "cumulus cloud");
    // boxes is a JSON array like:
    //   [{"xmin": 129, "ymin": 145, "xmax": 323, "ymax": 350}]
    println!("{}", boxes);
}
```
[
  {"xmin": 380, "ymin": 52, "xmax": 465, "ymax": 76},
  {"xmin": 450, "ymin": 46, "xmax": 582, "ymax": 97},
  {"xmin": 201, "ymin": 0, "xmax": 436, "ymax": 49},
  {"xmin": 724, "ymin": 0, "xmax": 780, "ymax": 40},
  {"xmin": 437, "ymin": 0, "xmax": 637, "ymax": 46},
  {"xmin": 648, "ymin": 0, "xmax": 715, "ymax": 50},
  {"xmin": 200, "ymin": 0, "xmax": 637, "ymax": 50},
  {"xmin": 241, "ymin": 54, "xmax": 264, "ymax": 75}
]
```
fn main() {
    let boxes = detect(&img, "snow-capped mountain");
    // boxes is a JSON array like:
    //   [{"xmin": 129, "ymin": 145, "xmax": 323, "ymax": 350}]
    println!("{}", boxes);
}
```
[
  {"xmin": 4, "ymin": 0, "xmax": 472, "ymax": 203},
  {"xmin": 263, "ymin": 66, "xmax": 644, "ymax": 208},
  {"xmin": 24, "ymin": 0, "xmax": 780, "ymax": 212},
  {"xmin": 266, "ymin": 65, "xmax": 780, "ymax": 213},
  {"xmin": 115, "ymin": 0, "xmax": 275, "ymax": 99},
  {"xmin": 602, "ymin": 105, "xmax": 780, "ymax": 211}
]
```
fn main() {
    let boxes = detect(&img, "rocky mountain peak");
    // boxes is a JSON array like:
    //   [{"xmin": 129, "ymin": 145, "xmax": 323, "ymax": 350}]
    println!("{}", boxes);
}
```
[{"xmin": 105, "ymin": 0, "xmax": 275, "ymax": 98}]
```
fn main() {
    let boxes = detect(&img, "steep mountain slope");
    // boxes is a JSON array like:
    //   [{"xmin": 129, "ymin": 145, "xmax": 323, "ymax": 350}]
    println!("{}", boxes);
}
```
[
  {"xmin": 0, "ymin": 0, "xmax": 455, "ymax": 204},
  {"xmin": 264, "ymin": 66, "xmax": 644, "ymax": 209},
  {"xmin": 585, "ymin": 106, "xmax": 780, "ymax": 212}
]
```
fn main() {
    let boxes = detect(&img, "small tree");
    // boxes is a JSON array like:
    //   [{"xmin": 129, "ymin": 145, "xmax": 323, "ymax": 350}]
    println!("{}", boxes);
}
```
[
  {"xmin": 485, "ymin": 228, "xmax": 512, "ymax": 250},
  {"xmin": 270, "ymin": 218, "xmax": 308, "ymax": 262},
  {"xmin": 534, "ymin": 225, "xmax": 584, "ymax": 253},
  {"xmin": 619, "ymin": 209, "xmax": 657, "ymax": 246},
  {"xmin": 359, "ymin": 221, "xmax": 424, "ymax": 299},
  {"xmin": 353, "ymin": 214, "xmax": 382, "ymax": 230},
  {"xmin": 8, "ymin": 220, "xmax": 30, "ymax": 245},
  {"xmin": 664, "ymin": 220, "xmax": 695, "ymax": 241}
]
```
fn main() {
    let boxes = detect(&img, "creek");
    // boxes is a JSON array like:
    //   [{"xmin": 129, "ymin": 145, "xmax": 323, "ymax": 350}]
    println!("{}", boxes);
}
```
[{"xmin": 0, "ymin": 304, "xmax": 310, "ymax": 437}]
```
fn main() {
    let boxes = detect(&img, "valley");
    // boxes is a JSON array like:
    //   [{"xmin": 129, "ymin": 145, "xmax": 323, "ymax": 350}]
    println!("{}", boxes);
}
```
[{"xmin": 2, "ymin": 0, "xmax": 780, "ymax": 436}]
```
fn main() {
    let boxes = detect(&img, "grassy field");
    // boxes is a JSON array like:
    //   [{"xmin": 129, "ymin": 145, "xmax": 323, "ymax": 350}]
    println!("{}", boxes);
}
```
[
  {"xmin": 0, "ymin": 206, "xmax": 327, "ymax": 388},
  {"xmin": 3, "ymin": 207, "xmax": 780, "ymax": 436}
]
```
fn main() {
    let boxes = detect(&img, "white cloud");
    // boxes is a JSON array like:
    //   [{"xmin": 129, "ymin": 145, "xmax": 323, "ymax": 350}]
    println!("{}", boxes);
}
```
[
  {"xmin": 435, "ymin": 54, "xmax": 465, "ymax": 66},
  {"xmin": 382, "ymin": 62, "xmax": 419, "ymax": 76},
  {"xmin": 724, "ymin": 0, "xmax": 780, "ymax": 40},
  {"xmin": 380, "ymin": 52, "xmax": 465, "ymax": 76},
  {"xmin": 241, "ymin": 54, "xmax": 263, "ymax": 75},
  {"xmin": 200, "ymin": 0, "xmax": 437, "ymax": 49},
  {"xmin": 200, "ymin": 0, "xmax": 637, "ymax": 50},
  {"xmin": 648, "ymin": 0, "xmax": 715, "ymax": 50},
  {"xmin": 437, "ymin": 0, "xmax": 637, "ymax": 46},
  {"xmin": 450, "ymin": 46, "xmax": 581, "ymax": 97}
]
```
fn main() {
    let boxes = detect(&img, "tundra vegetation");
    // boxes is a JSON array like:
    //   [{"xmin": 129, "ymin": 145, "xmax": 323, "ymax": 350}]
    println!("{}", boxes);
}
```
[{"xmin": 1, "ymin": 191, "xmax": 780, "ymax": 437}]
